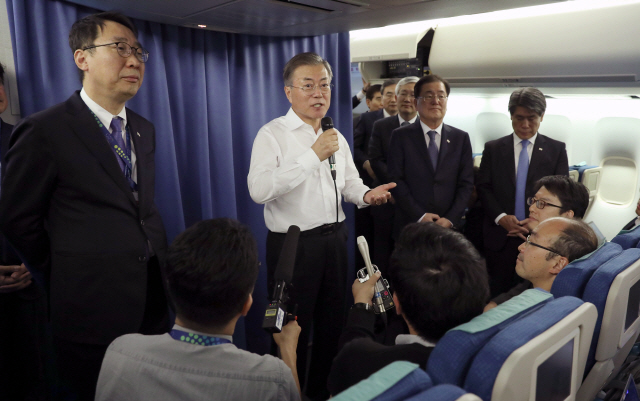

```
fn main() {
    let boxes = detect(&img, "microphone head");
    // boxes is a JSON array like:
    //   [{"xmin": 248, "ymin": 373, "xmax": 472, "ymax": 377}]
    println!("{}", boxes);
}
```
[
  {"xmin": 274, "ymin": 225, "xmax": 301, "ymax": 284},
  {"xmin": 321, "ymin": 117, "xmax": 334, "ymax": 131}
]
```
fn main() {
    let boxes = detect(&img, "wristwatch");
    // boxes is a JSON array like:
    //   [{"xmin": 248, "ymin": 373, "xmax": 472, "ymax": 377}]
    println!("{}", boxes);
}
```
[{"xmin": 351, "ymin": 302, "xmax": 372, "ymax": 311}]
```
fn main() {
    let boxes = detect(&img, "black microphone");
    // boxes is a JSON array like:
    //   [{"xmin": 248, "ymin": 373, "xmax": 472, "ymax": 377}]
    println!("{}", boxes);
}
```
[
  {"xmin": 263, "ymin": 225, "xmax": 300, "ymax": 333},
  {"xmin": 321, "ymin": 116, "xmax": 337, "ymax": 180}
]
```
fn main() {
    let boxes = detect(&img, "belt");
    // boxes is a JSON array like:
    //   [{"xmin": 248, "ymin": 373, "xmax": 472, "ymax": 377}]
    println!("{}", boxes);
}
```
[{"xmin": 300, "ymin": 222, "xmax": 344, "ymax": 237}]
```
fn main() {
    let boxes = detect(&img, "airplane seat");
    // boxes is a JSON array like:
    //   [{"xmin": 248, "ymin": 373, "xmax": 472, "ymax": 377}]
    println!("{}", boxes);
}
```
[
  {"xmin": 569, "ymin": 168, "xmax": 579, "ymax": 182},
  {"xmin": 404, "ymin": 384, "xmax": 482, "ymax": 401},
  {"xmin": 464, "ymin": 297, "xmax": 597, "ymax": 401},
  {"xmin": 473, "ymin": 154, "xmax": 482, "ymax": 169},
  {"xmin": 330, "ymin": 361, "xmax": 432, "ymax": 401},
  {"xmin": 610, "ymin": 223, "xmax": 640, "ymax": 250},
  {"xmin": 550, "ymin": 241, "xmax": 623, "ymax": 298},
  {"xmin": 580, "ymin": 165, "xmax": 602, "ymax": 198},
  {"xmin": 427, "ymin": 289, "xmax": 553, "ymax": 387},
  {"xmin": 577, "ymin": 249, "xmax": 640, "ymax": 401}
]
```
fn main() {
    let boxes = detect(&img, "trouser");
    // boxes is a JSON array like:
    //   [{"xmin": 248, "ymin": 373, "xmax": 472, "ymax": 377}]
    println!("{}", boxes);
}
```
[{"xmin": 267, "ymin": 222, "xmax": 348, "ymax": 401}]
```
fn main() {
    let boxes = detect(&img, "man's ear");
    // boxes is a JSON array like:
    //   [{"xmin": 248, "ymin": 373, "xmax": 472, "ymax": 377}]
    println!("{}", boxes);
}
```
[
  {"xmin": 241, "ymin": 294, "xmax": 253, "ymax": 317},
  {"xmin": 74, "ymin": 49, "xmax": 89, "ymax": 72},
  {"xmin": 284, "ymin": 86, "xmax": 292, "ymax": 104},
  {"xmin": 562, "ymin": 210, "xmax": 575, "ymax": 218},
  {"xmin": 393, "ymin": 293, "xmax": 402, "ymax": 316},
  {"xmin": 550, "ymin": 256, "xmax": 568, "ymax": 275}
]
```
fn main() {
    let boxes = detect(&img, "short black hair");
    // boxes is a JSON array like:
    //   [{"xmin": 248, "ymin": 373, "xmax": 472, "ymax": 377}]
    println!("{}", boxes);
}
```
[
  {"xmin": 388, "ymin": 223, "xmax": 489, "ymax": 342},
  {"xmin": 0, "ymin": 63, "xmax": 5, "ymax": 86},
  {"xmin": 68, "ymin": 11, "xmax": 138, "ymax": 82},
  {"xmin": 282, "ymin": 52, "xmax": 333, "ymax": 87},
  {"xmin": 164, "ymin": 218, "xmax": 259, "ymax": 327},
  {"xmin": 545, "ymin": 217, "xmax": 598, "ymax": 262},
  {"xmin": 381, "ymin": 78, "xmax": 399, "ymax": 95},
  {"xmin": 413, "ymin": 74, "xmax": 450, "ymax": 99},
  {"xmin": 508, "ymin": 87, "xmax": 546, "ymax": 116},
  {"xmin": 533, "ymin": 175, "xmax": 589, "ymax": 218},
  {"xmin": 366, "ymin": 84, "xmax": 382, "ymax": 101}
]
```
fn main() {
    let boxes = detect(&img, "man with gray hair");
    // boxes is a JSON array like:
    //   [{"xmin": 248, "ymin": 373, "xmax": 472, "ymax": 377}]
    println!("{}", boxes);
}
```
[
  {"xmin": 477, "ymin": 87, "xmax": 569, "ymax": 298},
  {"xmin": 248, "ymin": 52, "xmax": 395, "ymax": 400}
]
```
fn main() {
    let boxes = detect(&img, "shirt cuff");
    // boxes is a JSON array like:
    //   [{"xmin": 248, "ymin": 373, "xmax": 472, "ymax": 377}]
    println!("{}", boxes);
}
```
[
  {"xmin": 495, "ymin": 213, "xmax": 507, "ymax": 225},
  {"xmin": 418, "ymin": 213, "xmax": 426, "ymax": 223},
  {"xmin": 356, "ymin": 90, "xmax": 365, "ymax": 101}
]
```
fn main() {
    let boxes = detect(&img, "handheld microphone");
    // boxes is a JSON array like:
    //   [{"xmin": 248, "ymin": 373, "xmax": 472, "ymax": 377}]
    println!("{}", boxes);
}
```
[
  {"xmin": 321, "ymin": 116, "xmax": 337, "ymax": 180},
  {"xmin": 263, "ymin": 225, "xmax": 300, "ymax": 333},
  {"xmin": 356, "ymin": 236, "xmax": 395, "ymax": 315}
]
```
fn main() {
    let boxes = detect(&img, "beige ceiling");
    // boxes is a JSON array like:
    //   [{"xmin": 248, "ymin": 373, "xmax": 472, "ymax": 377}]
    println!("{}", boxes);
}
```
[{"xmin": 66, "ymin": 0, "xmax": 567, "ymax": 36}]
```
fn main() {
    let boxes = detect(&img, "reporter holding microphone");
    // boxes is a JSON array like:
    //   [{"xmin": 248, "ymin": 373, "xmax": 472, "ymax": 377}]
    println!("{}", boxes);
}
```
[{"xmin": 248, "ymin": 52, "xmax": 395, "ymax": 400}]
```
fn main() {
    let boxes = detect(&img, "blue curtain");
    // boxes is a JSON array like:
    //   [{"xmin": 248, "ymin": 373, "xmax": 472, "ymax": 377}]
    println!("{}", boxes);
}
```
[{"xmin": 6, "ymin": 0, "xmax": 354, "ymax": 354}]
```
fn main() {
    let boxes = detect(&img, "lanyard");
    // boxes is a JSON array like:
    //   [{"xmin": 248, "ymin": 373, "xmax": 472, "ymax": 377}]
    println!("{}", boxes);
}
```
[
  {"xmin": 91, "ymin": 112, "xmax": 137, "ymax": 191},
  {"xmin": 169, "ymin": 329, "xmax": 232, "ymax": 346}
]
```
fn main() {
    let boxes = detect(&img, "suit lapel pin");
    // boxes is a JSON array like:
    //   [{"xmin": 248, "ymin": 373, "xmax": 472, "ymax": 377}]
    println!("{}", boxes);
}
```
[
  {"xmin": 539, "ymin": 147, "xmax": 543, "ymax": 151},
  {"xmin": 137, "ymin": 132, "xmax": 141, "ymax": 137}
]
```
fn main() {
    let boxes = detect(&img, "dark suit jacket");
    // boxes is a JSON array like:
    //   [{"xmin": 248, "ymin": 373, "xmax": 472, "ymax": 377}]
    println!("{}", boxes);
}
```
[
  {"xmin": 0, "ymin": 119, "xmax": 20, "ymax": 267},
  {"xmin": 388, "ymin": 120, "xmax": 474, "ymax": 238},
  {"xmin": 623, "ymin": 218, "xmax": 638, "ymax": 231},
  {"xmin": 477, "ymin": 133, "xmax": 568, "ymax": 251},
  {"xmin": 369, "ymin": 114, "xmax": 399, "ymax": 187},
  {"xmin": 352, "ymin": 94, "xmax": 361, "ymax": 109},
  {"xmin": 353, "ymin": 109, "xmax": 384, "ymax": 186},
  {"xmin": 327, "ymin": 308, "xmax": 433, "ymax": 396},
  {"xmin": 0, "ymin": 91, "xmax": 168, "ymax": 344}
]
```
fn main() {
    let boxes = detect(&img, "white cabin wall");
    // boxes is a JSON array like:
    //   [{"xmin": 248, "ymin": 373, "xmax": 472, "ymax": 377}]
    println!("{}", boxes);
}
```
[
  {"xmin": 0, "ymin": 0, "xmax": 20, "ymax": 124},
  {"xmin": 443, "ymin": 90, "xmax": 640, "ymax": 240}
]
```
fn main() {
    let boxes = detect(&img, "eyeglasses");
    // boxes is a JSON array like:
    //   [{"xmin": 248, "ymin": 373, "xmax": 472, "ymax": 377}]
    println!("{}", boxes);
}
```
[
  {"xmin": 397, "ymin": 92, "xmax": 415, "ymax": 99},
  {"xmin": 289, "ymin": 83, "xmax": 334, "ymax": 94},
  {"xmin": 417, "ymin": 94, "xmax": 448, "ymax": 102},
  {"xmin": 383, "ymin": 92, "xmax": 396, "ymax": 98},
  {"xmin": 527, "ymin": 197, "xmax": 562, "ymax": 210},
  {"xmin": 82, "ymin": 42, "xmax": 149, "ymax": 63},
  {"xmin": 525, "ymin": 235, "xmax": 564, "ymax": 257}
]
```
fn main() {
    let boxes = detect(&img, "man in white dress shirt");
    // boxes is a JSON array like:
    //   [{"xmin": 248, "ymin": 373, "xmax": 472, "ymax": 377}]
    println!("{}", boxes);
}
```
[{"xmin": 248, "ymin": 52, "xmax": 395, "ymax": 400}]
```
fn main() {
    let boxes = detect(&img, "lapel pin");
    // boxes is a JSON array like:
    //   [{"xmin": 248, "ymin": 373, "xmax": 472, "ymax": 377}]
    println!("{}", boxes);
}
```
[
  {"xmin": 539, "ymin": 147, "xmax": 543, "ymax": 151},
  {"xmin": 447, "ymin": 139, "xmax": 450, "ymax": 143},
  {"xmin": 137, "ymin": 132, "xmax": 141, "ymax": 137}
]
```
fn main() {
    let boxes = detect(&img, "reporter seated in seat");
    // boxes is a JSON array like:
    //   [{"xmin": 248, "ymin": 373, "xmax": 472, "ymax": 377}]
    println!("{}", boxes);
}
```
[
  {"xmin": 485, "ymin": 216, "xmax": 597, "ymax": 312},
  {"xmin": 327, "ymin": 222, "xmax": 489, "ymax": 395},
  {"xmin": 95, "ymin": 218, "xmax": 301, "ymax": 401}
]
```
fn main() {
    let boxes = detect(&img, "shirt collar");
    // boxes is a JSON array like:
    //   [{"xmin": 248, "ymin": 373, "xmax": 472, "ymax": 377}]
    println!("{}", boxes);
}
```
[
  {"xmin": 395, "ymin": 334, "xmax": 436, "ymax": 348},
  {"xmin": 383, "ymin": 109, "xmax": 392, "ymax": 118},
  {"xmin": 172, "ymin": 324, "xmax": 233, "ymax": 343},
  {"xmin": 398, "ymin": 114, "xmax": 418, "ymax": 126},
  {"xmin": 513, "ymin": 132, "xmax": 538, "ymax": 146},
  {"xmin": 80, "ymin": 87, "xmax": 127, "ymax": 131},
  {"xmin": 283, "ymin": 107, "xmax": 321, "ymax": 133},
  {"xmin": 419, "ymin": 120, "xmax": 443, "ymax": 136}
]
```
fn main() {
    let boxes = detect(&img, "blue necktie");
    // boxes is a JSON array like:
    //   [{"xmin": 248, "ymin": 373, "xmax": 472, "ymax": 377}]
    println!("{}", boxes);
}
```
[
  {"xmin": 427, "ymin": 130, "xmax": 438, "ymax": 171},
  {"xmin": 515, "ymin": 139, "xmax": 530, "ymax": 220},
  {"xmin": 110, "ymin": 117, "xmax": 127, "ymax": 173}
]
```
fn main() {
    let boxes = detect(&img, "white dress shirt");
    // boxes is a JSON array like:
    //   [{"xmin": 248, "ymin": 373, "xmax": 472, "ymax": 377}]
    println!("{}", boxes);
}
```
[
  {"xmin": 80, "ymin": 88, "xmax": 137, "ymax": 183},
  {"xmin": 419, "ymin": 120, "xmax": 442, "ymax": 150},
  {"xmin": 495, "ymin": 132, "xmax": 538, "ymax": 225},
  {"xmin": 248, "ymin": 108, "xmax": 370, "ymax": 233}
]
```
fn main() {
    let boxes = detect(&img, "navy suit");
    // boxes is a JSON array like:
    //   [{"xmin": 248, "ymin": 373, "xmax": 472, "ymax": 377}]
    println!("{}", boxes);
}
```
[
  {"xmin": 477, "ymin": 133, "xmax": 568, "ymax": 296},
  {"xmin": 388, "ymin": 120, "xmax": 474, "ymax": 239},
  {"xmin": 0, "ymin": 91, "xmax": 169, "ymax": 399}
]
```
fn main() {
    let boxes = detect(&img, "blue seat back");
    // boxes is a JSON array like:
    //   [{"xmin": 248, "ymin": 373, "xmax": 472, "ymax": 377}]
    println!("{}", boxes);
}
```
[
  {"xmin": 551, "ymin": 241, "xmax": 622, "ymax": 298},
  {"xmin": 405, "ymin": 384, "xmax": 468, "ymax": 401},
  {"xmin": 611, "ymin": 225, "xmax": 640, "ymax": 249},
  {"xmin": 582, "ymin": 248, "xmax": 640, "ymax": 374},
  {"xmin": 464, "ymin": 296, "xmax": 584, "ymax": 400},
  {"xmin": 427, "ymin": 289, "xmax": 552, "ymax": 387},
  {"xmin": 332, "ymin": 361, "xmax": 432, "ymax": 401}
]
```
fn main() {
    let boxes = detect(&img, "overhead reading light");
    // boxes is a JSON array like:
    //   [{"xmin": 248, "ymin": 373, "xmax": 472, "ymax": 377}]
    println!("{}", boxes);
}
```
[{"xmin": 198, "ymin": 25, "xmax": 207, "ymax": 28}]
